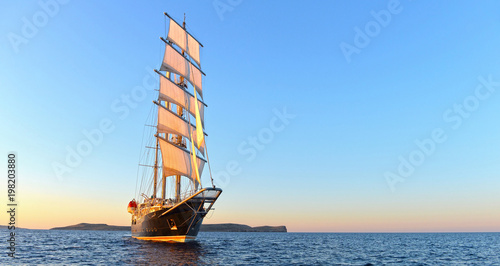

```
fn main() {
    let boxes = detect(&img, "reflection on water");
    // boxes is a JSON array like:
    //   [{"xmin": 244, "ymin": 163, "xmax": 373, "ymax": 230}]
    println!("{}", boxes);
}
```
[{"xmin": 123, "ymin": 237, "xmax": 210, "ymax": 265}]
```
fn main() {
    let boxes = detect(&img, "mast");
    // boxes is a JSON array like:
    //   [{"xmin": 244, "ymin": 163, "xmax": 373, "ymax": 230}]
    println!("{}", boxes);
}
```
[
  {"xmin": 174, "ymin": 87, "xmax": 184, "ymax": 202},
  {"xmin": 160, "ymin": 74, "xmax": 170, "ymax": 200},
  {"xmin": 161, "ymin": 171, "xmax": 167, "ymax": 199},
  {"xmin": 173, "ymin": 15, "xmax": 187, "ymax": 203},
  {"xmin": 153, "ymin": 131, "xmax": 159, "ymax": 198},
  {"xmin": 157, "ymin": 13, "xmax": 207, "ymax": 202}
]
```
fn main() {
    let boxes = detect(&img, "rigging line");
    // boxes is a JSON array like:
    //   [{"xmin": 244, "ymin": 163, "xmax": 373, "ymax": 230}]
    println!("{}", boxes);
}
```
[
  {"xmin": 139, "ymin": 150, "xmax": 152, "ymax": 200},
  {"xmin": 138, "ymin": 104, "xmax": 156, "ymax": 200},
  {"xmin": 135, "ymin": 103, "xmax": 154, "ymax": 199},
  {"xmin": 135, "ymin": 119, "xmax": 147, "ymax": 198},
  {"xmin": 139, "ymin": 106, "xmax": 153, "ymax": 197},
  {"xmin": 204, "ymin": 139, "xmax": 215, "ymax": 188},
  {"xmin": 141, "ymin": 167, "xmax": 148, "ymax": 194},
  {"xmin": 145, "ymin": 144, "xmax": 155, "ymax": 194},
  {"xmin": 143, "ymin": 108, "xmax": 156, "ymax": 193}
]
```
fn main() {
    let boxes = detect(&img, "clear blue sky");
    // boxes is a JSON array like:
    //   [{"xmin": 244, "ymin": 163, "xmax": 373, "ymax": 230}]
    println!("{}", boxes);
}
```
[{"xmin": 1, "ymin": 0, "xmax": 499, "ymax": 231}]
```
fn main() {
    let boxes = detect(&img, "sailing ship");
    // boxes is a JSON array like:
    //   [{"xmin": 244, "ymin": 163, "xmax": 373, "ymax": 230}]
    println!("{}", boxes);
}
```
[{"xmin": 127, "ymin": 12, "xmax": 222, "ymax": 243}]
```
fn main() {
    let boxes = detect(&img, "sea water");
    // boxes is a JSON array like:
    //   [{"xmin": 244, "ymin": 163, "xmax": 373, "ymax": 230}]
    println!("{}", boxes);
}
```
[{"xmin": 2, "ymin": 229, "xmax": 499, "ymax": 264}]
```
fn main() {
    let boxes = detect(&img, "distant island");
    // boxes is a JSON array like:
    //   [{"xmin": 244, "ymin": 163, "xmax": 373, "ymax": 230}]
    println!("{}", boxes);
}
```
[
  {"xmin": 51, "ymin": 223, "xmax": 130, "ymax": 231},
  {"xmin": 201, "ymin": 223, "xmax": 287, "ymax": 232},
  {"xmin": 50, "ymin": 223, "xmax": 287, "ymax": 232}
]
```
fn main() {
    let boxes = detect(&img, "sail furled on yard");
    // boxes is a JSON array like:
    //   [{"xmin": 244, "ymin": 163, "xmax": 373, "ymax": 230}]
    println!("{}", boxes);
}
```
[
  {"xmin": 157, "ymin": 104, "xmax": 206, "ymax": 154},
  {"xmin": 193, "ymin": 86, "xmax": 205, "ymax": 150},
  {"xmin": 159, "ymin": 74, "xmax": 205, "ymax": 126},
  {"xmin": 190, "ymin": 132, "xmax": 201, "ymax": 185},
  {"xmin": 166, "ymin": 18, "xmax": 201, "ymax": 66},
  {"xmin": 158, "ymin": 137, "xmax": 206, "ymax": 182},
  {"xmin": 160, "ymin": 44, "xmax": 203, "ymax": 98}
]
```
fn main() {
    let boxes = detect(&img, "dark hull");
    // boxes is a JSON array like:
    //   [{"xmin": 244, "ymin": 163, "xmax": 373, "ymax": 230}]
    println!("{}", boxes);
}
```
[
  {"xmin": 131, "ymin": 188, "xmax": 221, "ymax": 242},
  {"xmin": 132, "ymin": 201, "xmax": 204, "ymax": 242}
]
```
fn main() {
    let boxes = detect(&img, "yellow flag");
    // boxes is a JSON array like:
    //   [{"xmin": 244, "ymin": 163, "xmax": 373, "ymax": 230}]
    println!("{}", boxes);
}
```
[
  {"xmin": 191, "ymin": 131, "xmax": 201, "ymax": 185},
  {"xmin": 193, "ymin": 86, "xmax": 205, "ymax": 150}
]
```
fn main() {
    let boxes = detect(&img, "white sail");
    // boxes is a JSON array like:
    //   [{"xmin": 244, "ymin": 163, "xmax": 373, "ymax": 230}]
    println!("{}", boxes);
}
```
[
  {"xmin": 159, "ymin": 74, "xmax": 204, "ymax": 126},
  {"xmin": 167, "ymin": 18, "xmax": 201, "ymax": 66},
  {"xmin": 157, "ymin": 105, "xmax": 205, "ymax": 154},
  {"xmin": 158, "ymin": 137, "xmax": 206, "ymax": 182},
  {"xmin": 160, "ymin": 44, "xmax": 203, "ymax": 98}
]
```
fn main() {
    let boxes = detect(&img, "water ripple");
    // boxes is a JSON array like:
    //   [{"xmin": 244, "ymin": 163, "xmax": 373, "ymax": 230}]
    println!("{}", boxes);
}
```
[{"xmin": 2, "ymin": 230, "xmax": 499, "ymax": 265}]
